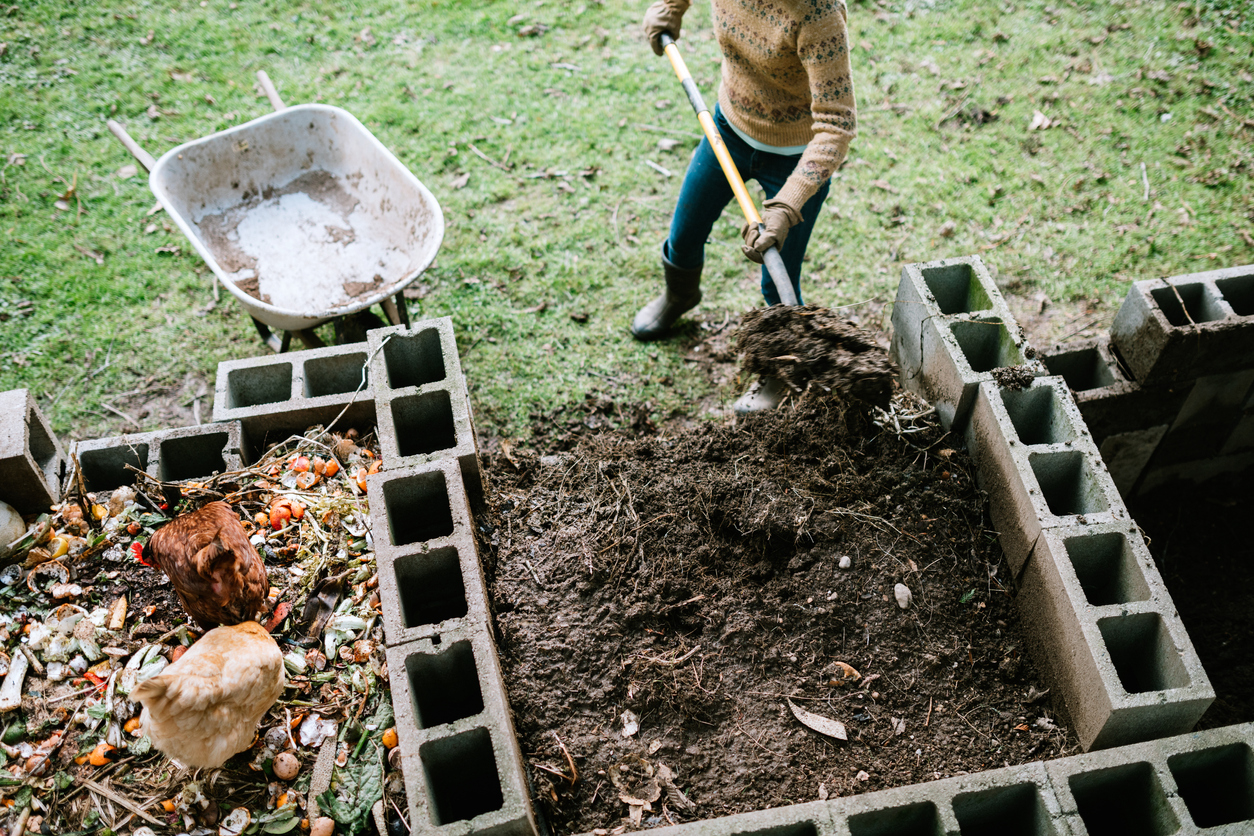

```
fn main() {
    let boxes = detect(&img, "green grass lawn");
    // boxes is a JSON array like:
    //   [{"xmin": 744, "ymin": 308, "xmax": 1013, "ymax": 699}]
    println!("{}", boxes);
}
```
[{"xmin": 1, "ymin": 0, "xmax": 1250, "ymax": 443}]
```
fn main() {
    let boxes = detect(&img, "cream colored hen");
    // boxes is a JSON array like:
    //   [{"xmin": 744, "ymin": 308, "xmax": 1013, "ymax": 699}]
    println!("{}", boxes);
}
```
[{"xmin": 132, "ymin": 621, "xmax": 286, "ymax": 769}]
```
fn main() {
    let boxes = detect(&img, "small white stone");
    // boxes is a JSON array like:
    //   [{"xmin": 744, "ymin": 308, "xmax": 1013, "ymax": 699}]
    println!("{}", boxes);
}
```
[
  {"xmin": 838, "ymin": 555, "xmax": 852, "ymax": 570},
  {"xmin": 894, "ymin": 583, "xmax": 913, "ymax": 609}
]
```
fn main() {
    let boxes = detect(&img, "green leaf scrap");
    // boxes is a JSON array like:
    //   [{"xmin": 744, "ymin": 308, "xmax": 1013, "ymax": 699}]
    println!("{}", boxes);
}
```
[{"xmin": 317, "ymin": 744, "xmax": 383, "ymax": 834}]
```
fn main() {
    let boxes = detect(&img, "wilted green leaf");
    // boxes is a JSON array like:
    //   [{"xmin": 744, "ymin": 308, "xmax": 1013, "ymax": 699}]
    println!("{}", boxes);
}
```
[
  {"xmin": 261, "ymin": 814, "xmax": 300, "ymax": 833},
  {"xmin": 317, "ymin": 745, "xmax": 383, "ymax": 834}
]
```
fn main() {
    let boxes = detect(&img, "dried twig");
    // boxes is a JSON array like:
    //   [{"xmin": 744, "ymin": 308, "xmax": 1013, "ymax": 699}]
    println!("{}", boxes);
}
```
[
  {"xmin": 552, "ymin": 731, "xmax": 579, "ymax": 786},
  {"xmin": 79, "ymin": 778, "xmax": 165, "ymax": 827},
  {"xmin": 635, "ymin": 645, "xmax": 701, "ymax": 667},
  {"xmin": 100, "ymin": 402, "xmax": 142, "ymax": 429},
  {"xmin": 468, "ymin": 142, "xmax": 512, "ymax": 171}
]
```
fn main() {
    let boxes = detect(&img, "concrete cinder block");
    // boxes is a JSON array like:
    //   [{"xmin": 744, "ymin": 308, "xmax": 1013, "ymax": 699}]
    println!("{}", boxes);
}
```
[
  {"xmin": 384, "ymin": 625, "xmax": 536, "ymax": 836},
  {"xmin": 1136, "ymin": 449, "xmax": 1254, "ymax": 497},
  {"xmin": 1098, "ymin": 426, "xmax": 1169, "ymax": 497},
  {"xmin": 1155, "ymin": 723, "xmax": 1254, "ymax": 832},
  {"xmin": 1040, "ymin": 338, "xmax": 1124, "ymax": 395},
  {"xmin": 965, "ymin": 377, "xmax": 1130, "ymax": 577},
  {"xmin": 1017, "ymin": 522, "xmax": 1213, "ymax": 752},
  {"xmin": 1048, "ymin": 752, "xmax": 1187, "ymax": 836},
  {"xmin": 837, "ymin": 761, "xmax": 1070, "ymax": 836},
  {"xmin": 890, "ymin": 255, "xmax": 1044, "ymax": 431},
  {"xmin": 578, "ymin": 802, "xmax": 839, "ymax": 836},
  {"xmin": 212, "ymin": 342, "xmax": 377, "ymax": 460},
  {"xmin": 831, "ymin": 781, "xmax": 957, "ymax": 836},
  {"xmin": 70, "ymin": 422, "xmax": 244, "ymax": 495},
  {"xmin": 0, "ymin": 389, "xmax": 67, "ymax": 514},
  {"xmin": 1109, "ymin": 265, "xmax": 1254, "ymax": 386},
  {"xmin": 1039, "ymin": 338, "xmax": 1192, "ymax": 448},
  {"xmin": 369, "ymin": 319, "xmax": 485, "ymax": 507},
  {"xmin": 602, "ymin": 726, "xmax": 1254, "ymax": 836},
  {"xmin": 1043, "ymin": 725, "xmax": 1254, "ymax": 835},
  {"xmin": 1219, "ymin": 374, "xmax": 1254, "ymax": 455},
  {"xmin": 1144, "ymin": 368, "xmax": 1254, "ymax": 467},
  {"xmin": 368, "ymin": 460, "xmax": 489, "ymax": 646}
]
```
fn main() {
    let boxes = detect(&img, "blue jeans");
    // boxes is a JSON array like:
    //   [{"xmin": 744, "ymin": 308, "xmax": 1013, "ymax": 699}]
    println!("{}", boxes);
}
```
[{"xmin": 663, "ymin": 105, "xmax": 831, "ymax": 306}]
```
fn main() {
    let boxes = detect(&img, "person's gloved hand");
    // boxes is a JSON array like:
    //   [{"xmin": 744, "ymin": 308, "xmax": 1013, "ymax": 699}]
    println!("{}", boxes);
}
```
[
  {"xmin": 643, "ymin": 1, "xmax": 683, "ymax": 56},
  {"xmin": 741, "ymin": 199, "xmax": 804, "ymax": 263}
]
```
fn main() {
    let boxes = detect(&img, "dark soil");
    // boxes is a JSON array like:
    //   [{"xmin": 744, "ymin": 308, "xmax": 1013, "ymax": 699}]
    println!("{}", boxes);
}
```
[
  {"xmin": 734, "ymin": 306, "xmax": 895, "ymax": 408},
  {"xmin": 1129, "ymin": 474, "xmax": 1254, "ymax": 730},
  {"xmin": 479, "ymin": 385, "xmax": 1077, "ymax": 833}
]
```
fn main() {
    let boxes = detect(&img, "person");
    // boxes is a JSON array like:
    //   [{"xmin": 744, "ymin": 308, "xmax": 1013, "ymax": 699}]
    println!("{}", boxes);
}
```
[{"xmin": 633, "ymin": 0, "xmax": 857, "ymax": 413}]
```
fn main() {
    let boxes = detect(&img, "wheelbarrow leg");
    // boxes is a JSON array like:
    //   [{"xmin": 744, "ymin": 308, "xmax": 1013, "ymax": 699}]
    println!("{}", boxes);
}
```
[
  {"xmin": 381, "ymin": 292, "xmax": 409, "ymax": 327},
  {"xmin": 293, "ymin": 329, "xmax": 326, "ymax": 350},
  {"xmin": 252, "ymin": 316, "xmax": 285, "ymax": 353}
]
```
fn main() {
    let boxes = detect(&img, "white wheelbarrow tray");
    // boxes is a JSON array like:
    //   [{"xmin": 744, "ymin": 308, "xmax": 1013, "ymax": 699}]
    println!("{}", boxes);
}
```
[{"xmin": 148, "ymin": 103, "xmax": 443, "ymax": 333}]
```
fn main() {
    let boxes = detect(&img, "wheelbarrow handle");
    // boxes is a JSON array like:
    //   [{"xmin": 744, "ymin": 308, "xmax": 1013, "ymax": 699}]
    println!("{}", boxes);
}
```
[
  {"xmin": 257, "ymin": 70, "xmax": 286, "ymax": 112},
  {"xmin": 658, "ymin": 33, "xmax": 798, "ymax": 306},
  {"xmin": 106, "ymin": 119, "xmax": 158, "ymax": 173}
]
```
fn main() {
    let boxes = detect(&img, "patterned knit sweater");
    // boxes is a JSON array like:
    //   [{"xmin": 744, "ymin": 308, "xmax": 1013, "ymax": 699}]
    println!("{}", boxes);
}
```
[{"xmin": 659, "ymin": 0, "xmax": 857, "ymax": 210}]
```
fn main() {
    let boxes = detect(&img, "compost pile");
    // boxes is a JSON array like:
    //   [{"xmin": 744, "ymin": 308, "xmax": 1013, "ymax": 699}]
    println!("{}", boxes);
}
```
[
  {"xmin": 734, "ymin": 306, "xmax": 896, "ymax": 408},
  {"xmin": 483, "ymin": 390, "xmax": 1076, "ymax": 833},
  {"xmin": 0, "ymin": 429, "xmax": 405, "ymax": 836}
]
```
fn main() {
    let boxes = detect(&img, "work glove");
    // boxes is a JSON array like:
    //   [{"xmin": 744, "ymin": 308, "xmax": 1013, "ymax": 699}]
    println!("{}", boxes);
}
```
[
  {"xmin": 643, "ymin": 1, "xmax": 683, "ymax": 56},
  {"xmin": 741, "ymin": 199, "xmax": 804, "ymax": 264}
]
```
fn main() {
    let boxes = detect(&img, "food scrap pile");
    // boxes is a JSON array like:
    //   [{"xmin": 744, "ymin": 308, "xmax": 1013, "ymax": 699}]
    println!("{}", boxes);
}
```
[{"xmin": 0, "ymin": 428, "xmax": 406, "ymax": 836}]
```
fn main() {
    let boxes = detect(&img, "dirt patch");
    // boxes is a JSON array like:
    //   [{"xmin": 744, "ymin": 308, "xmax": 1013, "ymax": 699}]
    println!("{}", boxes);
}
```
[
  {"xmin": 480, "ymin": 388, "xmax": 1076, "ymax": 832},
  {"xmin": 734, "ymin": 306, "xmax": 895, "ymax": 408},
  {"xmin": 991, "ymin": 365, "xmax": 1036, "ymax": 390},
  {"xmin": 1130, "ymin": 474, "xmax": 1254, "ymax": 730}
]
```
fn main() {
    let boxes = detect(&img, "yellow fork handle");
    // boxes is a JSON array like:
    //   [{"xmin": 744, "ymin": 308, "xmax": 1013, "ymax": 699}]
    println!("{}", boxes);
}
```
[{"xmin": 659, "ymin": 34, "xmax": 797, "ymax": 305}]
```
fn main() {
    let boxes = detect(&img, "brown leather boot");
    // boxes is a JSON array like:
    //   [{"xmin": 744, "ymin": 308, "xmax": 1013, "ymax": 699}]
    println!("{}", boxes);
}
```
[{"xmin": 629, "ymin": 254, "xmax": 702, "ymax": 341}]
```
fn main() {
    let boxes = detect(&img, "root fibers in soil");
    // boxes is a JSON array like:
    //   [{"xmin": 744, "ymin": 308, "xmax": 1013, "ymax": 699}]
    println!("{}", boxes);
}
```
[{"xmin": 479, "ymin": 392, "xmax": 1076, "ymax": 833}]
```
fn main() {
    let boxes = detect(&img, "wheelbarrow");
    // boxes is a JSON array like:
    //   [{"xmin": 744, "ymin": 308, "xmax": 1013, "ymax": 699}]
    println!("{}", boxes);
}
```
[{"xmin": 108, "ymin": 72, "xmax": 444, "ymax": 352}]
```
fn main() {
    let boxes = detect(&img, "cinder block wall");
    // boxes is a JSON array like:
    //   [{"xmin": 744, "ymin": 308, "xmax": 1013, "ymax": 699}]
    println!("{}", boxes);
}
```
[
  {"xmin": 1042, "ymin": 265, "xmax": 1254, "ymax": 497},
  {"xmin": 4, "ymin": 267, "xmax": 1252, "ymax": 835}
]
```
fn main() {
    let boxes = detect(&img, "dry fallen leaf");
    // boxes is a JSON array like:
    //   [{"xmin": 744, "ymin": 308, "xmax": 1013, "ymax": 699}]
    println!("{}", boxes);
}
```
[
  {"xmin": 450, "ymin": 172, "xmax": 470, "ymax": 190},
  {"xmin": 787, "ymin": 698, "xmax": 847, "ymax": 741},
  {"xmin": 1029, "ymin": 110, "xmax": 1052, "ymax": 131}
]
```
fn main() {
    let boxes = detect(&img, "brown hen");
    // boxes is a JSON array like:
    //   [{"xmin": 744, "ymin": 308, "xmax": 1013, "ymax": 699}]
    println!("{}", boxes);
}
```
[
  {"xmin": 132, "ymin": 621, "xmax": 286, "ymax": 768},
  {"xmin": 142, "ymin": 501, "xmax": 268, "ymax": 629}
]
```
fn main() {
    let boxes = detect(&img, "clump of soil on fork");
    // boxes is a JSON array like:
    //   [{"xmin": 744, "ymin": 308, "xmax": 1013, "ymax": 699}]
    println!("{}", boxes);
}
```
[{"xmin": 734, "ymin": 306, "xmax": 896, "ymax": 407}]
